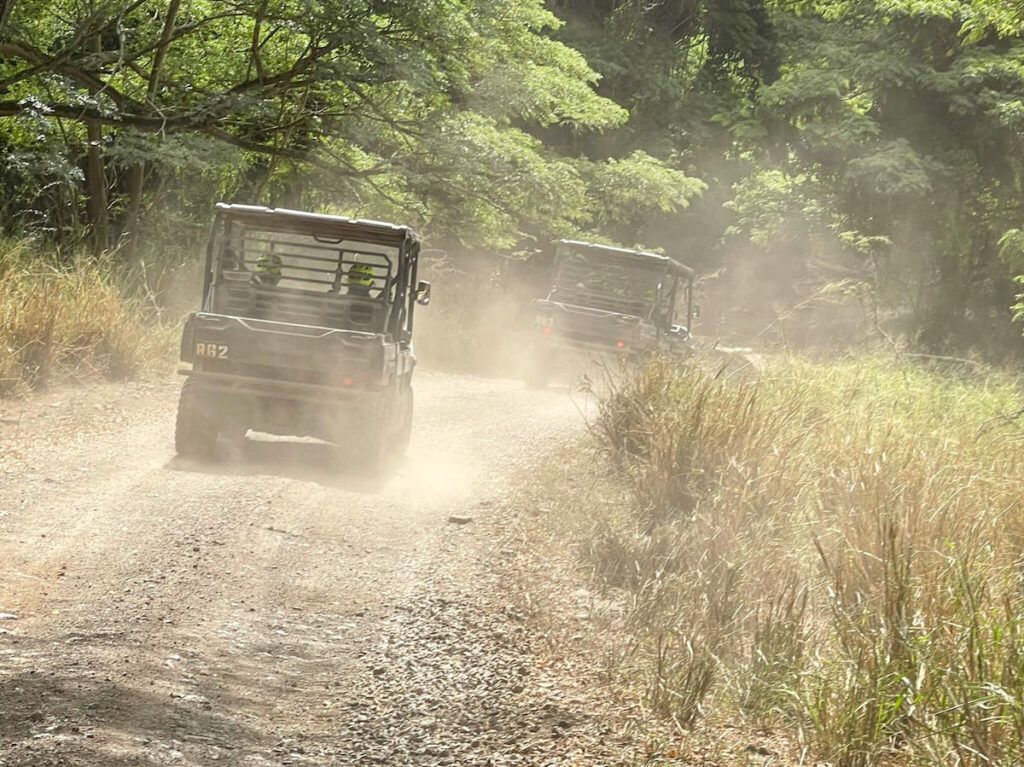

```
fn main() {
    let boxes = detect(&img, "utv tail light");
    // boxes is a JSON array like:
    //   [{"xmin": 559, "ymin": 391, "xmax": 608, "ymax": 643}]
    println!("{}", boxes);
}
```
[
  {"xmin": 341, "ymin": 376, "xmax": 354, "ymax": 386},
  {"xmin": 616, "ymin": 340, "xmax": 626, "ymax": 349},
  {"xmin": 542, "ymin": 326, "xmax": 554, "ymax": 335}
]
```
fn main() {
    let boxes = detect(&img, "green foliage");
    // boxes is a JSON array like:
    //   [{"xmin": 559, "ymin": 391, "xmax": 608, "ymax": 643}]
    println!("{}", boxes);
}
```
[
  {"xmin": 5, "ymin": 0, "xmax": 1024, "ymax": 354},
  {"xmin": 588, "ymin": 151, "xmax": 706, "ymax": 242},
  {"xmin": 998, "ymin": 228, "xmax": 1024, "ymax": 272},
  {"xmin": 845, "ymin": 140, "xmax": 934, "ymax": 198},
  {"xmin": 1012, "ymin": 273, "xmax": 1024, "ymax": 327},
  {"xmin": 403, "ymin": 112, "xmax": 592, "ymax": 248},
  {"xmin": 960, "ymin": 0, "xmax": 1024, "ymax": 42},
  {"xmin": 0, "ymin": 0, "xmax": 649, "ymax": 250},
  {"xmin": 714, "ymin": 0, "xmax": 1024, "ymax": 353},
  {"xmin": 724, "ymin": 170, "xmax": 822, "ymax": 246}
]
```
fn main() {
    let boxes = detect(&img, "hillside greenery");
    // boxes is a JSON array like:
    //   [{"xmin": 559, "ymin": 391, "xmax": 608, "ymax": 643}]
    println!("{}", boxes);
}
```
[{"xmin": 3, "ymin": 0, "xmax": 1024, "ymax": 361}]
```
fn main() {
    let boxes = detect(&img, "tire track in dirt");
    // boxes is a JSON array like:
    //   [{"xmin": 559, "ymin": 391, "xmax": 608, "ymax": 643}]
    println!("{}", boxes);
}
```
[{"xmin": 0, "ymin": 371, "xmax": 631, "ymax": 766}]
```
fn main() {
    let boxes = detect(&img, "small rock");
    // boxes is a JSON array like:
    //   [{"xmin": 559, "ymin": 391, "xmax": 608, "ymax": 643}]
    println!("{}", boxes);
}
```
[
  {"xmin": 447, "ymin": 515, "xmax": 474, "ymax": 525},
  {"xmin": 0, "ymin": 613, "xmax": 18, "ymax": 621}
]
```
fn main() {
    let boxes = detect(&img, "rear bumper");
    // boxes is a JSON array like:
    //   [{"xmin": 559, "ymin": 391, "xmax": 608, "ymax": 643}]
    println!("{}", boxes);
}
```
[
  {"xmin": 528, "ymin": 338, "xmax": 636, "ymax": 358},
  {"xmin": 178, "ymin": 368, "xmax": 389, "ymax": 440},
  {"xmin": 179, "ymin": 368, "xmax": 382, "ymax": 406}
]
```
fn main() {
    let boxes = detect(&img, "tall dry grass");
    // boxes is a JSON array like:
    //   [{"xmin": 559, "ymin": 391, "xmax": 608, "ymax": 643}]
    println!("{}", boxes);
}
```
[
  {"xmin": 588, "ymin": 355, "xmax": 1024, "ymax": 765},
  {"xmin": 0, "ymin": 238, "xmax": 174, "ymax": 395}
]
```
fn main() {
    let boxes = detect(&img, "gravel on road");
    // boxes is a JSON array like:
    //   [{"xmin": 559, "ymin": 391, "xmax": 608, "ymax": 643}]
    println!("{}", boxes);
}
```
[{"xmin": 0, "ymin": 372, "xmax": 644, "ymax": 766}]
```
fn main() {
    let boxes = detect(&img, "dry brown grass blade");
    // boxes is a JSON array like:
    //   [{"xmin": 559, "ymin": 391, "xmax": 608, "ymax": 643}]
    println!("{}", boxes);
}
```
[
  {"xmin": 572, "ymin": 354, "xmax": 1024, "ymax": 765},
  {"xmin": 0, "ymin": 240, "xmax": 174, "ymax": 395}
]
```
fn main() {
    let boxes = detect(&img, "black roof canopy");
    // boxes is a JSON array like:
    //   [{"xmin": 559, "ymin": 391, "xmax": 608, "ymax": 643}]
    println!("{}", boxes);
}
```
[
  {"xmin": 557, "ymin": 239, "xmax": 693, "ymax": 278},
  {"xmin": 216, "ymin": 203, "xmax": 419, "ymax": 249}
]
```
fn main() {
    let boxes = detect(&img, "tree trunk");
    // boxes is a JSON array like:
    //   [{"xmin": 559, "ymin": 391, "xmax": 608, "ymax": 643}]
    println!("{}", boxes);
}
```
[
  {"xmin": 0, "ymin": 0, "xmax": 16, "ymax": 36},
  {"xmin": 122, "ymin": 0, "xmax": 182, "ymax": 246},
  {"xmin": 123, "ymin": 164, "xmax": 145, "ymax": 244},
  {"xmin": 85, "ymin": 119, "xmax": 109, "ymax": 253}
]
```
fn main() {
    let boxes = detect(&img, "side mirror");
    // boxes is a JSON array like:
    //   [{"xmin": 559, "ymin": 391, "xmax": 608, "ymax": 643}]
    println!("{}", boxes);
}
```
[{"xmin": 416, "ymin": 280, "xmax": 432, "ymax": 306}]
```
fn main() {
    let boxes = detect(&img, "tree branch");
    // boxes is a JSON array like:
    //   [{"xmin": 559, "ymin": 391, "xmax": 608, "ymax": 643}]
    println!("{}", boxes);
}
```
[
  {"xmin": 0, "ymin": 0, "xmax": 17, "ymax": 37},
  {"xmin": 0, "ymin": 41, "xmax": 141, "ymax": 111}
]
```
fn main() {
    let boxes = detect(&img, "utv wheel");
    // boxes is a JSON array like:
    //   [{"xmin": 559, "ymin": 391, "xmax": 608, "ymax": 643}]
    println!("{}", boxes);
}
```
[
  {"xmin": 363, "ymin": 425, "xmax": 396, "ymax": 477},
  {"xmin": 175, "ymin": 377, "xmax": 218, "ymax": 460},
  {"xmin": 394, "ymin": 385, "xmax": 413, "ymax": 457},
  {"xmin": 219, "ymin": 423, "xmax": 248, "ymax": 444},
  {"xmin": 362, "ymin": 385, "xmax": 413, "ymax": 476},
  {"xmin": 522, "ymin": 352, "xmax": 552, "ymax": 390}
]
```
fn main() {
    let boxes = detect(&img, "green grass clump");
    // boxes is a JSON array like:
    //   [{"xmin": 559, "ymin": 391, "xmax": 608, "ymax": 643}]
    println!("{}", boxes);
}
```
[
  {"xmin": 0, "ymin": 239, "xmax": 174, "ymax": 395},
  {"xmin": 589, "ymin": 355, "xmax": 1024, "ymax": 766}
]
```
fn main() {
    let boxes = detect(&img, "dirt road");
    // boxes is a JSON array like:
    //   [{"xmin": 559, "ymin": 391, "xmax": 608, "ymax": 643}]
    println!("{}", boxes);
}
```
[{"xmin": 0, "ymin": 372, "xmax": 629, "ymax": 766}]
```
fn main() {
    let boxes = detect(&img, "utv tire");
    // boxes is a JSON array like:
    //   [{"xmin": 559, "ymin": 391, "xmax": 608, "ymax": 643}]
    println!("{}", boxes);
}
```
[
  {"xmin": 219, "ymin": 423, "xmax": 249, "ymax": 444},
  {"xmin": 394, "ymin": 385, "xmax": 413, "ymax": 457},
  {"xmin": 522, "ymin": 352, "xmax": 552, "ymax": 390},
  {"xmin": 175, "ymin": 377, "xmax": 218, "ymax": 460},
  {"xmin": 363, "ymin": 384, "xmax": 413, "ymax": 477},
  {"xmin": 363, "ymin": 426, "xmax": 395, "ymax": 478}
]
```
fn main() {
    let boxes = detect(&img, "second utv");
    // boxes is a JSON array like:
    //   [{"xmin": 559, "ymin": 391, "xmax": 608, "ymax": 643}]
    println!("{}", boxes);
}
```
[{"xmin": 523, "ymin": 239, "xmax": 695, "ymax": 387}]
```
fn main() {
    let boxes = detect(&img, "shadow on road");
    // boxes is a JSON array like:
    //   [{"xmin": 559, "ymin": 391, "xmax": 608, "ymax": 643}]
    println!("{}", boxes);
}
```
[
  {"xmin": 0, "ymin": 664, "xmax": 264, "ymax": 765},
  {"xmin": 165, "ymin": 435, "xmax": 388, "ymax": 493}
]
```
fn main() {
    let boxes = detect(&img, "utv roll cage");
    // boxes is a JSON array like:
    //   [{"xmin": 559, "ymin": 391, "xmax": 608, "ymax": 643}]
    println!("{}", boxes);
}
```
[
  {"xmin": 176, "ymin": 203, "xmax": 426, "ymax": 471},
  {"xmin": 549, "ymin": 239, "xmax": 696, "ymax": 331},
  {"xmin": 201, "ymin": 203, "xmax": 424, "ymax": 340}
]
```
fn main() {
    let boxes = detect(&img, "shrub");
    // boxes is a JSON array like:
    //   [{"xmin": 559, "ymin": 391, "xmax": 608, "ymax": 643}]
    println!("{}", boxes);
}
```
[{"xmin": 0, "ymin": 239, "xmax": 174, "ymax": 395}]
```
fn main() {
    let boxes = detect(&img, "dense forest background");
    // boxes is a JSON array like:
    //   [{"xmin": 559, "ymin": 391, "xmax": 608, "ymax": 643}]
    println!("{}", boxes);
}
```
[{"xmin": 4, "ymin": 0, "xmax": 1024, "ymax": 358}]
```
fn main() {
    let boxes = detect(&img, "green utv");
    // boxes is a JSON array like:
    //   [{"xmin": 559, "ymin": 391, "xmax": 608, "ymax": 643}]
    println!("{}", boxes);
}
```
[
  {"xmin": 175, "ymin": 204, "xmax": 431, "ymax": 471},
  {"xmin": 523, "ymin": 240, "xmax": 695, "ymax": 388}
]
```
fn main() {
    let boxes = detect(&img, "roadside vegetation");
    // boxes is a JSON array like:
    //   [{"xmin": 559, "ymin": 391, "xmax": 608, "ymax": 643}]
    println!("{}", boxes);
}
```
[
  {"xmin": 0, "ymin": 239, "xmax": 174, "ymax": 396},
  {"xmin": 552, "ymin": 355, "xmax": 1024, "ymax": 765},
  {"xmin": 7, "ymin": 1, "xmax": 1024, "ymax": 375},
  {"xmin": 4, "ymin": 2, "xmax": 1024, "ymax": 762}
]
